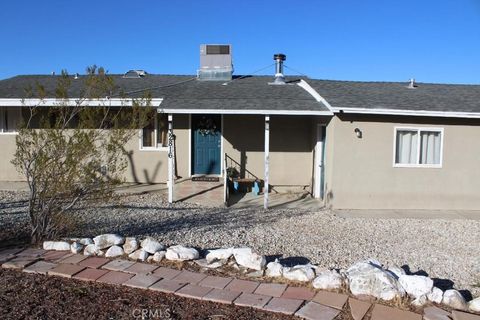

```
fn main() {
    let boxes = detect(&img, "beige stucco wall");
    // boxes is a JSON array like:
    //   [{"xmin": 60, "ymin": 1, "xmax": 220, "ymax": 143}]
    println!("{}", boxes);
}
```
[
  {"xmin": 223, "ymin": 115, "xmax": 324, "ymax": 189},
  {"xmin": 122, "ymin": 114, "xmax": 190, "ymax": 184},
  {"xmin": 126, "ymin": 113, "xmax": 325, "ymax": 187},
  {"xmin": 0, "ymin": 113, "xmax": 320, "ymax": 188},
  {"xmin": 326, "ymin": 114, "xmax": 480, "ymax": 210},
  {"xmin": 0, "ymin": 134, "xmax": 23, "ymax": 181},
  {"xmin": 5, "ymin": 107, "xmax": 480, "ymax": 210},
  {"xmin": 0, "ymin": 114, "xmax": 191, "ymax": 184}
]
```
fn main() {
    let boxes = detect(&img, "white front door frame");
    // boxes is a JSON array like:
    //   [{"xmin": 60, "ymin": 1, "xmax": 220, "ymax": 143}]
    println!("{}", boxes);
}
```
[{"xmin": 314, "ymin": 124, "xmax": 326, "ymax": 199}]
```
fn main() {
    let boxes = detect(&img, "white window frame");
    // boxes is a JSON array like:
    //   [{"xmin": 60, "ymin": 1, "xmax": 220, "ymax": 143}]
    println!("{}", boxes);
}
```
[
  {"xmin": 139, "ymin": 113, "xmax": 168, "ymax": 151},
  {"xmin": 0, "ymin": 107, "xmax": 21, "ymax": 135},
  {"xmin": 393, "ymin": 126, "xmax": 444, "ymax": 168}
]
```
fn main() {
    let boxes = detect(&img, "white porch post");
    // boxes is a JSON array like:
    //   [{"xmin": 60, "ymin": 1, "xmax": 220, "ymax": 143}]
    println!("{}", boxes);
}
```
[
  {"xmin": 167, "ymin": 114, "xmax": 174, "ymax": 204},
  {"xmin": 264, "ymin": 115, "xmax": 270, "ymax": 209}
]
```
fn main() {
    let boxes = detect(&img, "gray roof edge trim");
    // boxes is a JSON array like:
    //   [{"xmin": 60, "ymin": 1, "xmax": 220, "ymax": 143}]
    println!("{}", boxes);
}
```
[
  {"xmin": 158, "ymin": 108, "xmax": 333, "ymax": 116},
  {"xmin": 0, "ymin": 98, "xmax": 164, "ymax": 107},
  {"xmin": 333, "ymin": 107, "xmax": 480, "ymax": 119},
  {"xmin": 0, "ymin": 98, "xmax": 332, "ymax": 115},
  {"xmin": 296, "ymin": 79, "xmax": 334, "ymax": 112}
]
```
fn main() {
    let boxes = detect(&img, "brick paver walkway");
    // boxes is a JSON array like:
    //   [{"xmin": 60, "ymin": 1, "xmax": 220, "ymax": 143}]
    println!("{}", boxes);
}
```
[
  {"xmin": 173, "ymin": 179, "xmax": 224, "ymax": 207},
  {"xmin": 2, "ymin": 247, "xmax": 479, "ymax": 320}
]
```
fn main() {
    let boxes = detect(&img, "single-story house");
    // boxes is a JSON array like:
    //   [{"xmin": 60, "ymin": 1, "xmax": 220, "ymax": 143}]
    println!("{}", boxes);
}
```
[{"xmin": 1, "ymin": 45, "xmax": 479, "ymax": 210}]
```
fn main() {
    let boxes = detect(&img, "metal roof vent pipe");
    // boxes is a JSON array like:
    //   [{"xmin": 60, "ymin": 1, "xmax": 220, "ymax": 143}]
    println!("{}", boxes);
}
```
[
  {"xmin": 407, "ymin": 78, "xmax": 417, "ymax": 89},
  {"xmin": 273, "ymin": 53, "xmax": 286, "ymax": 85}
]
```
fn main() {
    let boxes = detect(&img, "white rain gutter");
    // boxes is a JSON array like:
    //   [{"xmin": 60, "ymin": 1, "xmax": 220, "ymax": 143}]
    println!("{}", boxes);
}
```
[{"xmin": 332, "ymin": 107, "xmax": 480, "ymax": 119}]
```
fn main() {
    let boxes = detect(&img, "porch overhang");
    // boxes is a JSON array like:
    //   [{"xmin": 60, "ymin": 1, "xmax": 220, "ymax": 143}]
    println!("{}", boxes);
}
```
[
  {"xmin": 0, "ymin": 98, "xmax": 333, "ymax": 116},
  {"xmin": 157, "ymin": 108, "xmax": 333, "ymax": 116}
]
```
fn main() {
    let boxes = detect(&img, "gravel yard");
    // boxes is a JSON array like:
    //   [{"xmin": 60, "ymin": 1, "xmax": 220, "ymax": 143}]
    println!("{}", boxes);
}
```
[{"xmin": 1, "ymin": 190, "xmax": 479, "ymax": 298}]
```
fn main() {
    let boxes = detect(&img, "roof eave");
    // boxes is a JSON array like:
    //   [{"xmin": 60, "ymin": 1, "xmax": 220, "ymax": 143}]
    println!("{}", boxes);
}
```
[
  {"xmin": 158, "ymin": 108, "xmax": 333, "ymax": 116},
  {"xmin": 333, "ymin": 107, "xmax": 480, "ymax": 119},
  {"xmin": 0, "ymin": 98, "xmax": 332, "ymax": 116}
]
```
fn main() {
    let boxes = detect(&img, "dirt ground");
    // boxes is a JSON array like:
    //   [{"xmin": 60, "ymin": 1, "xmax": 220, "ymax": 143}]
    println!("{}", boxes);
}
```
[{"xmin": 0, "ymin": 269, "xmax": 297, "ymax": 320}]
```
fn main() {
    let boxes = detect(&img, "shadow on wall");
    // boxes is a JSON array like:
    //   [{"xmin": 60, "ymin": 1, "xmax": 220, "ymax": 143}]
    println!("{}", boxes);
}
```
[
  {"xmin": 338, "ymin": 113, "xmax": 480, "ymax": 127},
  {"xmin": 223, "ymin": 115, "xmax": 315, "ymax": 179},
  {"xmin": 121, "ymin": 114, "xmax": 190, "ymax": 184},
  {"xmin": 324, "ymin": 183, "xmax": 334, "ymax": 208},
  {"xmin": 124, "ymin": 150, "xmax": 163, "ymax": 184}
]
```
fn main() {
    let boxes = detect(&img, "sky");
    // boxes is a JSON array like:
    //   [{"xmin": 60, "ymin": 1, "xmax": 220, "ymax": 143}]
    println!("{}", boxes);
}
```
[{"xmin": 1, "ymin": 0, "xmax": 479, "ymax": 84}]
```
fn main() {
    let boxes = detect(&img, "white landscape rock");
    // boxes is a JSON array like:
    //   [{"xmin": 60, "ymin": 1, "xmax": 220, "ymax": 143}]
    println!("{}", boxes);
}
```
[
  {"xmin": 398, "ymin": 274, "xmax": 434, "ymax": 299},
  {"xmin": 206, "ymin": 248, "xmax": 234, "ymax": 263},
  {"xmin": 195, "ymin": 258, "xmax": 225, "ymax": 269},
  {"xmin": 346, "ymin": 260, "xmax": 405, "ymax": 301},
  {"xmin": 282, "ymin": 264, "xmax": 316, "ymax": 282},
  {"xmin": 140, "ymin": 237, "xmax": 164, "ymax": 254},
  {"xmin": 83, "ymin": 244, "xmax": 104, "ymax": 256},
  {"xmin": 247, "ymin": 270, "xmax": 264, "ymax": 278},
  {"xmin": 70, "ymin": 242, "xmax": 83, "ymax": 254},
  {"xmin": 427, "ymin": 287, "xmax": 444, "ymax": 304},
  {"xmin": 93, "ymin": 234, "xmax": 125, "ymax": 250},
  {"xmin": 79, "ymin": 238, "xmax": 93, "ymax": 246},
  {"xmin": 128, "ymin": 249, "xmax": 149, "ymax": 262},
  {"xmin": 165, "ymin": 245, "xmax": 199, "ymax": 261},
  {"xmin": 123, "ymin": 237, "xmax": 139, "ymax": 255},
  {"xmin": 265, "ymin": 259, "xmax": 284, "ymax": 278},
  {"xmin": 469, "ymin": 297, "xmax": 480, "ymax": 312},
  {"xmin": 43, "ymin": 241, "xmax": 71, "ymax": 251},
  {"xmin": 411, "ymin": 295, "xmax": 428, "ymax": 307},
  {"xmin": 105, "ymin": 245, "xmax": 124, "ymax": 258},
  {"xmin": 152, "ymin": 251, "xmax": 166, "ymax": 263},
  {"xmin": 232, "ymin": 248, "xmax": 266, "ymax": 271},
  {"xmin": 442, "ymin": 289, "xmax": 468, "ymax": 310},
  {"xmin": 313, "ymin": 270, "xmax": 344, "ymax": 290},
  {"xmin": 387, "ymin": 266, "xmax": 406, "ymax": 279}
]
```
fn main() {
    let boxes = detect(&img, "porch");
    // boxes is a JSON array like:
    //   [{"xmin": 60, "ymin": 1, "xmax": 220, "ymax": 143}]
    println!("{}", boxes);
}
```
[
  {"xmin": 162, "ymin": 113, "xmax": 328, "ymax": 209},
  {"xmin": 113, "ymin": 181, "xmax": 322, "ymax": 209}
]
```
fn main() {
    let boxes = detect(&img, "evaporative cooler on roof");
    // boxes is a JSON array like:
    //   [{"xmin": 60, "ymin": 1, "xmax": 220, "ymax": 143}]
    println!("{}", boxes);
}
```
[{"xmin": 198, "ymin": 44, "xmax": 233, "ymax": 81}]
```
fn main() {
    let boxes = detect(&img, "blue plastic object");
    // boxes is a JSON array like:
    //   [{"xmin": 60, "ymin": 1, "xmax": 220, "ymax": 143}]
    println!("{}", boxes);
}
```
[{"xmin": 252, "ymin": 180, "xmax": 260, "ymax": 195}]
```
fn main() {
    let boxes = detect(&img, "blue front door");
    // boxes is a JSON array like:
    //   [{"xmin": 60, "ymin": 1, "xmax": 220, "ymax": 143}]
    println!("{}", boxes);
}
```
[{"xmin": 192, "ymin": 115, "xmax": 221, "ymax": 175}]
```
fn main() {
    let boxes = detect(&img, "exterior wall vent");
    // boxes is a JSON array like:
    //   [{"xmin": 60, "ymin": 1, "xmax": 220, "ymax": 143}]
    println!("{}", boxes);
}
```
[
  {"xmin": 197, "ymin": 44, "xmax": 233, "ymax": 81},
  {"xmin": 123, "ymin": 70, "xmax": 148, "ymax": 78}
]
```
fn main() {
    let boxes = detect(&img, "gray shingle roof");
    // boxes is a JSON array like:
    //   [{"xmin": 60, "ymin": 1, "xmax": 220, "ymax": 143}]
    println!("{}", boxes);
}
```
[
  {"xmin": 2, "ymin": 74, "xmax": 480, "ymax": 115},
  {"xmin": 0, "ymin": 74, "xmax": 330, "ymax": 113},
  {"xmin": 309, "ymin": 79, "xmax": 480, "ymax": 113}
]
